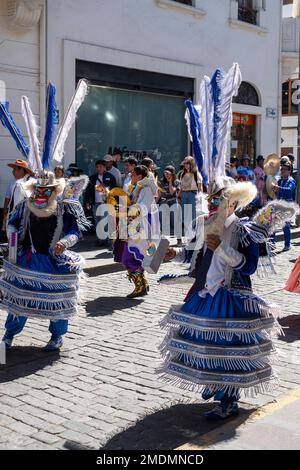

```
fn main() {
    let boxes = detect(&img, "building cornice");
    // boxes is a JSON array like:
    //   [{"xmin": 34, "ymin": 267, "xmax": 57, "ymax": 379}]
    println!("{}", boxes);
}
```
[{"xmin": 7, "ymin": 0, "xmax": 43, "ymax": 30}]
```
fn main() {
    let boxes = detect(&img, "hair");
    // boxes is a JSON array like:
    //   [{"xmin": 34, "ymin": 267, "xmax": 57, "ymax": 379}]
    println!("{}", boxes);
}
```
[
  {"xmin": 181, "ymin": 156, "xmax": 197, "ymax": 176},
  {"xmin": 162, "ymin": 168, "xmax": 176, "ymax": 185},
  {"xmin": 125, "ymin": 157, "xmax": 138, "ymax": 166},
  {"xmin": 141, "ymin": 157, "xmax": 154, "ymax": 169},
  {"xmin": 133, "ymin": 165, "xmax": 149, "ymax": 179},
  {"xmin": 95, "ymin": 159, "xmax": 106, "ymax": 166},
  {"xmin": 54, "ymin": 165, "xmax": 64, "ymax": 174}
]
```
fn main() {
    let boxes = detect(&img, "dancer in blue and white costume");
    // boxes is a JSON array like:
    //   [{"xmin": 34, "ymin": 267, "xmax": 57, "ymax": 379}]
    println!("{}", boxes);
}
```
[
  {"xmin": 159, "ymin": 63, "xmax": 299, "ymax": 420},
  {"xmin": 0, "ymin": 80, "xmax": 89, "ymax": 351}
]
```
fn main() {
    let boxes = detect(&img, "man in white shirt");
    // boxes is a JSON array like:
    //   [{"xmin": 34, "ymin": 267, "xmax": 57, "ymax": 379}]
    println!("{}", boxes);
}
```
[
  {"xmin": 2, "ymin": 159, "xmax": 35, "ymax": 233},
  {"xmin": 122, "ymin": 157, "xmax": 138, "ymax": 193},
  {"xmin": 104, "ymin": 154, "xmax": 122, "ymax": 187}
]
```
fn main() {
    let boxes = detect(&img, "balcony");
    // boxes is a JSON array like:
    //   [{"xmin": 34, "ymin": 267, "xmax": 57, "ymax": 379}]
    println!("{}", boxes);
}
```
[{"xmin": 238, "ymin": 5, "xmax": 257, "ymax": 25}]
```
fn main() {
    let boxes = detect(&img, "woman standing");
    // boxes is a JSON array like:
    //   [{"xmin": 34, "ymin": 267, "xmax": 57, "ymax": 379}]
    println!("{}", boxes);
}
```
[
  {"xmin": 158, "ymin": 166, "xmax": 180, "ymax": 238},
  {"xmin": 179, "ymin": 156, "xmax": 203, "ymax": 237}
]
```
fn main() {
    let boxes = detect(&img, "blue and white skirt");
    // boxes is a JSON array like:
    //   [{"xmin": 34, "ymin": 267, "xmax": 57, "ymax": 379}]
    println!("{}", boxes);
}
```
[
  {"xmin": 159, "ymin": 287, "xmax": 282, "ymax": 397},
  {"xmin": 0, "ymin": 250, "xmax": 84, "ymax": 321}
]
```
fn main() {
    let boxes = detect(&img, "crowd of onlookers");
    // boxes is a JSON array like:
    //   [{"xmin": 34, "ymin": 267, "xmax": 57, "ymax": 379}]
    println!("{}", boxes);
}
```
[{"xmin": 1, "ymin": 151, "xmax": 298, "ymax": 251}]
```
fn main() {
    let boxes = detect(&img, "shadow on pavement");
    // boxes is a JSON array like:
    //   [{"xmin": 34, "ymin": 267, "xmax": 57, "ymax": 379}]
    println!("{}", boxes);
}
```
[
  {"xmin": 99, "ymin": 402, "xmax": 255, "ymax": 450},
  {"xmin": 279, "ymin": 315, "xmax": 300, "ymax": 343},
  {"xmin": 86, "ymin": 296, "xmax": 144, "ymax": 316},
  {"xmin": 0, "ymin": 346, "xmax": 60, "ymax": 383}
]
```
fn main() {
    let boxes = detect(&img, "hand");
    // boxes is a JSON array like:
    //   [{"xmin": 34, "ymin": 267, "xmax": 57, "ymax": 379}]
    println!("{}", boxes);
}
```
[
  {"xmin": 54, "ymin": 242, "xmax": 66, "ymax": 255},
  {"xmin": 206, "ymin": 234, "xmax": 221, "ymax": 252},
  {"xmin": 85, "ymin": 203, "xmax": 91, "ymax": 211},
  {"xmin": 272, "ymin": 184, "xmax": 279, "ymax": 194},
  {"xmin": 164, "ymin": 247, "xmax": 177, "ymax": 261}
]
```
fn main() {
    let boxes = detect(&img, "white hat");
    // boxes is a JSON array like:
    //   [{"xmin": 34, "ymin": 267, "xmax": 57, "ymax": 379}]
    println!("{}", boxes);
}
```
[{"xmin": 103, "ymin": 154, "xmax": 113, "ymax": 162}]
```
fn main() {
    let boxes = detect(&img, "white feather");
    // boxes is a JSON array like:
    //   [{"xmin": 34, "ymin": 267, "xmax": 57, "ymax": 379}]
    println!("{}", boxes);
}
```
[
  {"xmin": 52, "ymin": 79, "xmax": 88, "ymax": 163},
  {"xmin": 199, "ymin": 76, "xmax": 214, "ymax": 184},
  {"xmin": 21, "ymin": 96, "xmax": 42, "ymax": 174},
  {"xmin": 214, "ymin": 63, "xmax": 242, "ymax": 180}
]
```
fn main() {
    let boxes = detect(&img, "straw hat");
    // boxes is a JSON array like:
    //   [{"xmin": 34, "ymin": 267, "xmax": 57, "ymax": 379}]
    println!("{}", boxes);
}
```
[
  {"xmin": 7, "ymin": 159, "xmax": 35, "ymax": 177},
  {"xmin": 264, "ymin": 154, "xmax": 280, "ymax": 177}
]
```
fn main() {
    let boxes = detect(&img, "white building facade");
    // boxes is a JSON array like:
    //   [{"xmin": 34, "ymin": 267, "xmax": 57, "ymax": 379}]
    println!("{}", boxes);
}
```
[
  {"xmin": 281, "ymin": 1, "xmax": 299, "ymax": 157},
  {"xmin": 0, "ymin": 0, "xmax": 282, "ymax": 207}
]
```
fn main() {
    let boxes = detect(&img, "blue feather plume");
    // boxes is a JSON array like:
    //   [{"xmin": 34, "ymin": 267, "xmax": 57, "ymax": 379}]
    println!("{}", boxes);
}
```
[
  {"xmin": 42, "ymin": 83, "xmax": 57, "ymax": 169},
  {"xmin": 184, "ymin": 99, "xmax": 206, "ymax": 185},
  {"xmin": 0, "ymin": 101, "xmax": 29, "ymax": 159},
  {"xmin": 210, "ymin": 68, "xmax": 223, "ymax": 165}
]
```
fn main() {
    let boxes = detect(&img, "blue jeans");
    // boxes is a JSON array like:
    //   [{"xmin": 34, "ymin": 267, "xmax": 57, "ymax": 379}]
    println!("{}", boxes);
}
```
[
  {"xmin": 181, "ymin": 191, "xmax": 197, "ymax": 236},
  {"xmin": 283, "ymin": 223, "xmax": 291, "ymax": 248},
  {"xmin": 4, "ymin": 314, "xmax": 68, "ymax": 340}
]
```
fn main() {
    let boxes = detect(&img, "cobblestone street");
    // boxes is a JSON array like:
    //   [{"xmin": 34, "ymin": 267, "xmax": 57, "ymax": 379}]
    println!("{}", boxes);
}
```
[{"xmin": 0, "ymin": 240, "xmax": 300, "ymax": 450}]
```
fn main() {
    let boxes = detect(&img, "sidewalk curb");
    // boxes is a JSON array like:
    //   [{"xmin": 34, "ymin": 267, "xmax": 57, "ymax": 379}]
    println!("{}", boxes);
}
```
[{"xmin": 175, "ymin": 387, "xmax": 300, "ymax": 450}]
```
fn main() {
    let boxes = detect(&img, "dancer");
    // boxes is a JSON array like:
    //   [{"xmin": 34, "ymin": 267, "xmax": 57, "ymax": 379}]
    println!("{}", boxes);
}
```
[
  {"xmin": 0, "ymin": 80, "xmax": 89, "ymax": 351},
  {"xmin": 112, "ymin": 165, "xmax": 159, "ymax": 298},
  {"xmin": 159, "ymin": 64, "xmax": 299, "ymax": 420}
]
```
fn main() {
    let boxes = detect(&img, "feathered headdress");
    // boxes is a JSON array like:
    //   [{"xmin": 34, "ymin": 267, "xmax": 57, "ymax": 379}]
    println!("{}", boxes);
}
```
[
  {"xmin": 0, "ymin": 101, "xmax": 29, "ymax": 159},
  {"xmin": 185, "ymin": 63, "xmax": 242, "ymax": 187},
  {"xmin": 21, "ymin": 79, "xmax": 88, "ymax": 186}
]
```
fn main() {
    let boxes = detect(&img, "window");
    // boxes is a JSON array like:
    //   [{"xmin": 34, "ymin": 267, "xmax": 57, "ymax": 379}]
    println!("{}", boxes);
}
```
[
  {"xmin": 233, "ymin": 82, "xmax": 260, "ymax": 107},
  {"xmin": 172, "ymin": 0, "xmax": 193, "ymax": 5},
  {"xmin": 282, "ymin": 80, "xmax": 298, "ymax": 116},
  {"xmin": 76, "ymin": 61, "xmax": 193, "ymax": 175},
  {"xmin": 238, "ymin": 0, "xmax": 257, "ymax": 25}
]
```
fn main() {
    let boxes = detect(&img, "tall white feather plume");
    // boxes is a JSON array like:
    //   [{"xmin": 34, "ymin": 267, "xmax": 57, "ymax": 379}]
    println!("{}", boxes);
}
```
[
  {"xmin": 21, "ymin": 96, "xmax": 42, "ymax": 174},
  {"xmin": 199, "ymin": 76, "xmax": 214, "ymax": 184},
  {"xmin": 52, "ymin": 79, "xmax": 88, "ymax": 163},
  {"xmin": 214, "ymin": 63, "xmax": 242, "ymax": 180}
]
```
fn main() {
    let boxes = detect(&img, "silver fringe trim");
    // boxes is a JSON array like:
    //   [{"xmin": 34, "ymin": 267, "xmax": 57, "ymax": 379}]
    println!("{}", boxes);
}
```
[
  {"xmin": 158, "ymin": 367, "xmax": 280, "ymax": 398},
  {"xmin": 2, "ymin": 260, "xmax": 79, "ymax": 290},
  {"xmin": 160, "ymin": 309, "xmax": 283, "ymax": 345},
  {"xmin": 1, "ymin": 300, "xmax": 77, "ymax": 320}
]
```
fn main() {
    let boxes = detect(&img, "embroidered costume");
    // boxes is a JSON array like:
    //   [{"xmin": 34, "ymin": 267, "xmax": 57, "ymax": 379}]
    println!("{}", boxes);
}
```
[
  {"xmin": 113, "ymin": 172, "xmax": 160, "ymax": 298},
  {"xmin": 1, "ymin": 80, "xmax": 89, "ymax": 351},
  {"xmin": 159, "ymin": 64, "xmax": 299, "ymax": 420}
]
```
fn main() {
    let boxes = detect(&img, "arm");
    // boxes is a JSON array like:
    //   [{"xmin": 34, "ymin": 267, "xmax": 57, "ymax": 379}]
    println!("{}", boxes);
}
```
[
  {"xmin": 278, "ymin": 179, "xmax": 296, "ymax": 201},
  {"xmin": 109, "ymin": 174, "xmax": 117, "ymax": 190},
  {"xmin": 56, "ymin": 212, "xmax": 81, "ymax": 252}
]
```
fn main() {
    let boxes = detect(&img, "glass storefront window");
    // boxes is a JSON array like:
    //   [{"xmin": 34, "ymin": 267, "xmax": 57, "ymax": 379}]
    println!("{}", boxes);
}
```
[
  {"xmin": 76, "ymin": 85, "xmax": 188, "ymax": 176},
  {"xmin": 231, "ymin": 113, "xmax": 256, "ymax": 164}
]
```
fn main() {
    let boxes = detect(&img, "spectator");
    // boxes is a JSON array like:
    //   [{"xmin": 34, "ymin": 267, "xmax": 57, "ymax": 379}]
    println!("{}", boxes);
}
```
[
  {"xmin": 141, "ymin": 157, "xmax": 159, "ymax": 184},
  {"xmin": 178, "ymin": 156, "xmax": 203, "ymax": 236},
  {"xmin": 66, "ymin": 163, "xmax": 80, "ymax": 178},
  {"xmin": 158, "ymin": 166, "xmax": 180, "ymax": 238},
  {"xmin": 54, "ymin": 165, "xmax": 65, "ymax": 180},
  {"xmin": 2, "ymin": 160, "xmax": 35, "ymax": 233},
  {"xmin": 287, "ymin": 153, "xmax": 297, "ymax": 181},
  {"xmin": 84, "ymin": 159, "xmax": 117, "ymax": 246},
  {"xmin": 104, "ymin": 154, "xmax": 122, "ymax": 187},
  {"xmin": 273, "ymin": 163, "xmax": 296, "ymax": 251},
  {"xmin": 112, "ymin": 147, "xmax": 122, "ymax": 168},
  {"xmin": 237, "ymin": 155, "xmax": 255, "ymax": 182},
  {"xmin": 123, "ymin": 157, "xmax": 138, "ymax": 193},
  {"xmin": 254, "ymin": 155, "xmax": 266, "ymax": 207},
  {"xmin": 226, "ymin": 157, "xmax": 238, "ymax": 179}
]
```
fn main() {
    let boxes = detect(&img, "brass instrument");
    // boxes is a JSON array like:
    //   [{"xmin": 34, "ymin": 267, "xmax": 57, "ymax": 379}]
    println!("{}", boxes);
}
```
[{"xmin": 264, "ymin": 154, "xmax": 280, "ymax": 199}]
